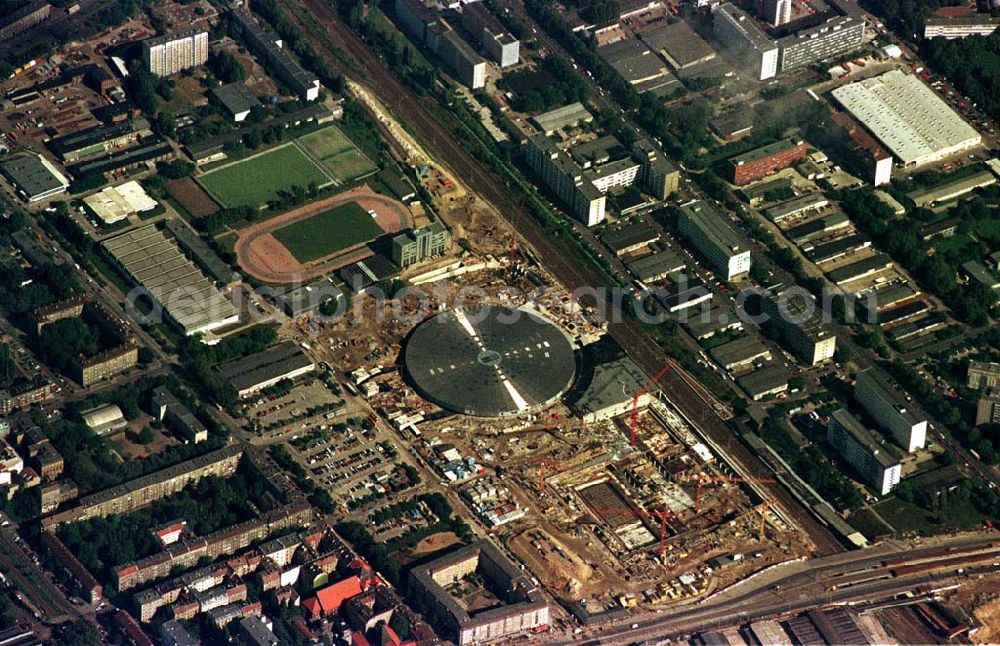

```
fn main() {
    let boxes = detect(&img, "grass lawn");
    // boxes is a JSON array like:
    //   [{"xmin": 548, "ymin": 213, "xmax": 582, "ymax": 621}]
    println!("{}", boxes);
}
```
[
  {"xmin": 272, "ymin": 202, "xmax": 384, "ymax": 263},
  {"xmin": 871, "ymin": 496, "xmax": 987, "ymax": 536},
  {"xmin": 198, "ymin": 144, "xmax": 331, "ymax": 208},
  {"xmin": 298, "ymin": 126, "xmax": 378, "ymax": 183}
]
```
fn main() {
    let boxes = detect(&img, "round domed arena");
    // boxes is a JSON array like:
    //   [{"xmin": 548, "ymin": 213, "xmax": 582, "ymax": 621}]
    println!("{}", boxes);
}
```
[{"xmin": 404, "ymin": 306, "xmax": 577, "ymax": 417}]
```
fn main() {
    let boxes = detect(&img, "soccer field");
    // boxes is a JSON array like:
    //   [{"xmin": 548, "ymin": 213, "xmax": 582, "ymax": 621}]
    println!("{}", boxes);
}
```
[
  {"xmin": 271, "ymin": 202, "xmax": 385, "ymax": 263},
  {"xmin": 297, "ymin": 126, "xmax": 378, "ymax": 183},
  {"xmin": 198, "ymin": 145, "xmax": 332, "ymax": 208}
]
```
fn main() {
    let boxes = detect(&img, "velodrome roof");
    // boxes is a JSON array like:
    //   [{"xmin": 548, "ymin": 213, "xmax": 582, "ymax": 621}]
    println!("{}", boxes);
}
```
[
  {"xmin": 831, "ymin": 70, "xmax": 981, "ymax": 166},
  {"xmin": 103, "ymin": 224, "xmax": 238, "ymax": 336},
  {"xmin": 405, "ymin": 306, "xmax": 576, "ymax": 417}
]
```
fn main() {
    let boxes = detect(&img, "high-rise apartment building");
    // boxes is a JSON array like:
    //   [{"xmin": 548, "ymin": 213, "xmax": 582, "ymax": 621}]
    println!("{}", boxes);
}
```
[
  {"xmin": 828, "ymin": 409, "xmax": 901, "ymax": 496},
  {"xmin": 854, "ymin": 369, "xmax": 927, "ymax": 453},
  {"xmin": 142, "ymin": 29, "xmax": 209, "ymax": 77},
  {"xmin": 757, "ymin": 289, "xmax": 837, "ymax": 366},
  {"xmin": 677, "ymin": 200, "xmax": 752, "ymax": 280},
  {"xmin": 763, "ymin": 0, "xmax": 792, "ymax": 26}
]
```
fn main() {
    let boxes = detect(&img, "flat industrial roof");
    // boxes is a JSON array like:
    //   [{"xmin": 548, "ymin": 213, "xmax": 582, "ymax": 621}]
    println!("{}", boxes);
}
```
[
  {"xmin": 805, "ymin": 233, "xmax": 870, "ymax": 263},
  {"xmin": 217, "ymin": 341, "xmax": 315, "ymax": 393},
  {"xmin": 827, "ymin": 253, "xmax": 892, "ymax": 284},
  {"xmin": 831, "ymin": 70, "xmax": 981, "ymax": 166},
  {"xmin": 600, "ymin": 219, "xmax": 661, "ymax": 252},
  {"xmin": 710, "ymin": 335, "xmax": 770, "ymax": 368},
  {"xmin": 765, "ymin": 193, "xmax": 829, "ymax": 222},
  {"xmin": 83, "ymin": 181, "xmax": 158, "ymax": 224},
  {"xmin": 572, "ymin": 357, "xmax": 646, "ymax": 416},
  {"xmin": 641, "ymin": 21, "xmax": 716, "ymax": 69},
  {"xmin": 0, "ymin": 154, "xmax": 68, "ymax": 199},
  {"xmin": 530, "ymin": 102, "xmax": 592, "ymax": 134},
  {"xmin": 162, "ymin": 219, "xmax": 233, "ymax": 284},
  {"xmin": 599, "ymin": 38, "xmax": 671, "ymax": 85},
  {"xmin": 738, "ymin": 364, "xmax": 789, "ymax": 397},
  {"xmin": 212, "ymin": 82, "xmax": 260, "ymax": 116},
  {"xmin": 625, "ymin": 247, "xmax": 686, "ymax": 280},
  {"xmin": 784, "ymin": 212, "xmax": 850, "ymax": 242},
  {"xmin": 102, "ymin": 224, "xmax": 238, "ymax": 335}
]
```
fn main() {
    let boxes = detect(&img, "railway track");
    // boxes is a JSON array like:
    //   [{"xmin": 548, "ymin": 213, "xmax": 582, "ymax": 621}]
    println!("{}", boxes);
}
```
[{"xmin": 286, "ymin": 0, "xmax": 844, "ymax": 555}]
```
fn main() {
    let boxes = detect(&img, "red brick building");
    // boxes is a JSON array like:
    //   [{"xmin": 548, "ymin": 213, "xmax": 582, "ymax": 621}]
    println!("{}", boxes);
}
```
[{"xmin": 729, "ymin": 138, "xmax": 808, "ymax": 185}]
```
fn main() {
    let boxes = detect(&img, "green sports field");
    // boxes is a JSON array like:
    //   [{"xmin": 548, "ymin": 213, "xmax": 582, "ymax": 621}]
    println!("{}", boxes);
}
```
[
  {"xmin": 272, "ymin": 202, "xmax": 385, "ymax": 263},
  {"xmin": 297, "ymin": 126, "xmax": 378, "ymax": 183},
  {"xmin": 198, "ymin": 144, "xmax": 332, "ymax": 208}
]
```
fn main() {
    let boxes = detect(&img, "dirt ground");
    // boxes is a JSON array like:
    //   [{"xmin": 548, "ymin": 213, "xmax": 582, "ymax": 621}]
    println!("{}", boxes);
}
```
[
  {"xmin": 509, "ymin": 527, "xmax": 625, "ymax": 600},
  {"xmin": 944, "ymin": 572, "xmax": 1000, "ymax": 643},
  {"xmin": 166, "ymin": 178, "xmax": 220, "ymax": 217},
  {"xmin": 412, "ymin": 531, "xmax": 461, "ymax": 555}
]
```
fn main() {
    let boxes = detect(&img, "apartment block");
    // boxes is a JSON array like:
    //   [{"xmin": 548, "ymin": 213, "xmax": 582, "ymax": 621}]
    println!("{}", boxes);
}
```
[
  {"xmin": 409, "ymin": 541, "xmax": 549, "ymax": 645},
  {"xmin": 438, "ymin": 29, "xmax": 487, "ymax": 89},
  {"xmin": 32, "ymin": 297, "xmax": 84, "ymax": 335},
  {"xmin": 75, "ymin": 345, "xmax": 139, "ymax": 387},
  {"xmin": 828, "ymin": 409, "xmax": 901, "ymax": 495},
  {"xmin": 42, "ymin": 446, "xmax": 244, "ymax": 529},
  {"xmin": 714, "ymin": 3, "xmax": 780, "ymax": 80},
  {"xmin": 461, "ymin": 2, "xmax": 519, "ymax": 67},
  {"xmin": 631, "ymin": 139, "xmax": 679, "ymax": 200},
  {"xmin": 715, "ymin": 1, "xmax": 864, "ymax": 79},
  {"xmin": 0, "ymin": 1, "xmax": 51, "ymax": 41},
  {"xmin": 142, "ymin": 29, "xmax": 209, "ymax": 77},
  {"xmin": 975, "ymin": 389, "xmax": 1000, "ymax": 426},
  {"xmin": 924, "ymin": 14, "xmax": 1000, "ymax": 39},
  {"xmin": 524, "ymin": 134, "xmax": 606, "ymax": 226},
  {"xmin": 232, "ymin": 10, "xmax": 321, "ymax": 101},
  {"xmin": 854, "ymin": 369, "xmax": 927, "ymax": 452},
  {"xmin": 968, "ymin": 360, "xmax": 1000, "ymax": 389},
  {"xmin": 757, "ymin": 289, "xmax": 836, "ymax": 365},
  {"xmin": 763, "ymin": 0, "xmax": 791, "ymax": 26},
  {"xmin": 117, "ymin": 501, "xmax": 312, "ymax": 592},
  {"xmin": 677, "ymin": 200, "xmax": 751, "ymax": 280}
]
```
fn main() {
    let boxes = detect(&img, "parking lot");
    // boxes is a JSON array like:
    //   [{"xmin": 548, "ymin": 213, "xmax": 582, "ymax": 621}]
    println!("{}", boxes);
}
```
[
  {"xmin": 286, "ymin": 416, "xmax": 420, "ymax": 516},
  {"xmin": 245, "ymin": 378, "xmax": 355, "ymax": 440}
]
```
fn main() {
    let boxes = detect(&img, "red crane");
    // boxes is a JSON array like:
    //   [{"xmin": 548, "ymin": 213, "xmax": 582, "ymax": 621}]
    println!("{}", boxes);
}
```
[
  {"xmin": 628, "ymin": 359, "xmax": 678, "ymax": 445},
  {"xmin": 586, "ymin": 507, "xmax": 677, "ymax": 557}
]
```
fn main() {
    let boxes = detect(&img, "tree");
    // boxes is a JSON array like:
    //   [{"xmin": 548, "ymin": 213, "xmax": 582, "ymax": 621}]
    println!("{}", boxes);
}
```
[
  {"xmin": 52, "ymin": 619, "xmax": 101, "ymax": 646},
  {"xmin": 154, "ymin": 111, "xmax": 176, "ymax": 138},
  {"xmin": 210, "ymin": 51, "xmax": 246, "ymax": 84},
  {"xmin": 39, "ymin": 319, "xmax": 98, "ymax": 372},
  {"xmin": 160, "ymin": 159, "xmax": 195, "ymax": 179},
  {"xmin": 138, "ymin": 427, "xmax": 154, "ymax": 444}
]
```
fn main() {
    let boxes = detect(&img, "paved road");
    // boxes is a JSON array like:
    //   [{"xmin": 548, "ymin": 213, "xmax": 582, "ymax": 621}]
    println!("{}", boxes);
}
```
[{"xmin": 0, "ymin": 524, "xmax": 74, "ymax": 623}]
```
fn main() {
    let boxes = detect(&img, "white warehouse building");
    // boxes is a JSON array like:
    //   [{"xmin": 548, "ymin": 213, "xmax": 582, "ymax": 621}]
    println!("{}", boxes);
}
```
[{"xmin": 831, "ymin": 70, "xmax": 981, "ymax": 168}]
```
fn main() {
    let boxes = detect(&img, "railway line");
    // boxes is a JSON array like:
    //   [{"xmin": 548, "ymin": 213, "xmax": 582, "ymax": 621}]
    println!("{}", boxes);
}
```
[{"xmin": 286, "ymin": 0, "xmax": 844, "ymax": 554}]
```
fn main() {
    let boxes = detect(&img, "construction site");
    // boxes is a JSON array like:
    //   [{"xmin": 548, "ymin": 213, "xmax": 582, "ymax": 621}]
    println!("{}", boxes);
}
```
[{"xmin": 260, "ymin": 65, "xmax": 822, "ymax": 617}]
